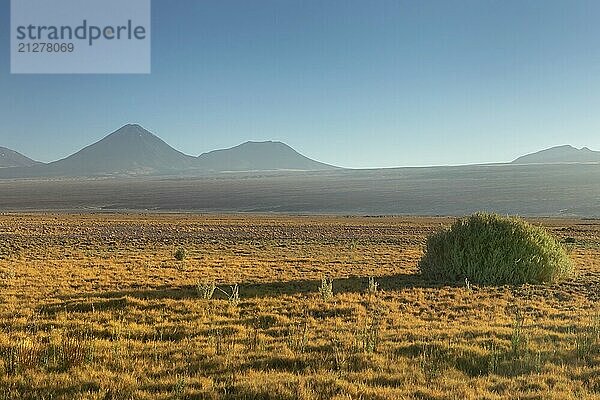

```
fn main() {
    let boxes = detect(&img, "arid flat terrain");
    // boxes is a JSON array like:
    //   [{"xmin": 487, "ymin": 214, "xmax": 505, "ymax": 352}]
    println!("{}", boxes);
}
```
[
  {"xmin": 1, "ymin": 163, "xmax": 600, "ymax": 216},
  {"xmin": 0, "ymin": 214, "xmax": 599, "ymax": 399}
]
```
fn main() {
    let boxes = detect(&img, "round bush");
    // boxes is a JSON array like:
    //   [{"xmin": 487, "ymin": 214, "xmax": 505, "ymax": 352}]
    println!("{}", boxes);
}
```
[
  {"xmin": 418, "ymin": 213, "xmax": 573, "ymax": 285},
  {"xmin": 173, "ymin": 247, "xmax": 186, "ymax": 261}
]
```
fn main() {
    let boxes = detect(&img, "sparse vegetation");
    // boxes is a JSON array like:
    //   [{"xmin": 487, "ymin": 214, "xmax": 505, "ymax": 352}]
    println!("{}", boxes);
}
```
[
  {"xmin": 222, "ymin": 284, "xmax": 240, "ymax": 306},
  {"xmin": 196, "ymin": 280, "xmax": 216, "ymax": 299},
  {"xmin": 419, "ymin": 212, "xmax": 574, "ymax": 284},
  {"xmin": 573, "ymin": 315, "xmax": 600, "ymax": 361},
  {"xmin": 173, "ymin": 247, "xmax": 186, "ymax": 261},
  {"xmin": 367, "ymin": 276, "xmax": 379, "ymax": 294},
  {"xmin": 318, "ymin": 276, "xmax": 334, "ymax": 301},
  {"xmin": 0, "ymin": 213, "xmax": 598, "ymax": 399},
  {"xmin": 510, "ymin": 311, "xmax": 528, "ymax": 357}
]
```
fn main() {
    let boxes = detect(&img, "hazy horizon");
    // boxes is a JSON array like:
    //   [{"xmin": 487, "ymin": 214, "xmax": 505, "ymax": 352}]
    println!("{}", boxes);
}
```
[
  {"xmin": 2, "ymin": 122, "xmax": 599, "ymax": 169},
  {"xmin": 2, "ymin": 1, "xmax": 600, "ymax": 168}
]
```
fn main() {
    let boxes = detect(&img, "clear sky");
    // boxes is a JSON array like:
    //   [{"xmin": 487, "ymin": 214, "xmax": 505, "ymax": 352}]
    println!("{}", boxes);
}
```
[{"xmin": 1, "ymin": 0, "xmax": 599, "ymax": 168}]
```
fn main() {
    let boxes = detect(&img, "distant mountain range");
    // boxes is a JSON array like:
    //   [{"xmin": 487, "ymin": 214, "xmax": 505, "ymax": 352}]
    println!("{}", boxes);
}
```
[
  {"xmin": 0, "ymin": 124, "xmax": 337, "ymax": 178},
  {"xmin": 512, "ymin": 145, "xmax": 600, "ymax": 164},
  {"xmin": 1, "ymin": 125, "xmax": 598, "ymax": 178},
  {"xmin": 0, "ymin": 146, "xmax": 40, "ymax": 168}
]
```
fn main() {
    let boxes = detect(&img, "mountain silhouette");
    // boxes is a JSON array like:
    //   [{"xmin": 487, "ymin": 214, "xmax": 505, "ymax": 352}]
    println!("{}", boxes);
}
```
[
  {"xmin": 0, "ymin": 124, "xmax": 338, "ymax": 178},
  {"xmin": 512, "ymin": 145, "xmax": 600, "ymax": 164},
  {"xmin": 0, "ymin": 147, "xmax": 40, "ymax": 168},
  {"xmin": 37, "ymin": 124, "xmax": 196, "ymax": 176},
  {"xmin": 196, "ymin": 141, "xmax": 337, "ymax": 171}
]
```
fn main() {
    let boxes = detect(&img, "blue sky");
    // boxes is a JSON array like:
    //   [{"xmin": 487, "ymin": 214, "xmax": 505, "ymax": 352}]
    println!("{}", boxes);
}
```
[{"xmin": 1, "ymin": 0, "xmax": 599, "ymax": 168}]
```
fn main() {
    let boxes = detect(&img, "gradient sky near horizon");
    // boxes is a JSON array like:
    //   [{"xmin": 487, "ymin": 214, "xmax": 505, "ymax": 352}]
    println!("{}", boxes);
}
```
[{"xmin": 1, "ymin": 0, "xmax": 600, "ymax": 168}]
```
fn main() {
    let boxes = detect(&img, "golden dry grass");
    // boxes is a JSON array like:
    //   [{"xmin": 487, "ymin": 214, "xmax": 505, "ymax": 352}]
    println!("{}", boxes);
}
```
[{"xmin": 0, "ymin": 213, "xmax": 599, "ymax": 399}]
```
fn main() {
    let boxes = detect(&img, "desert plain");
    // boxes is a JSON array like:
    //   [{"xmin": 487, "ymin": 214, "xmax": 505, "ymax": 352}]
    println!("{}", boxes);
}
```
[{"xmin": 0, "ymin": 213, "xmax": 599, "ymax": 399}]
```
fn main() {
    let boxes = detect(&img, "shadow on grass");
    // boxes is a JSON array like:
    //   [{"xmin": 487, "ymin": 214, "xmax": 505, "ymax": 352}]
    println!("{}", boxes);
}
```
[{"xmin": 53, "ymin": 273, "xmax": 447, "ymax": 303}]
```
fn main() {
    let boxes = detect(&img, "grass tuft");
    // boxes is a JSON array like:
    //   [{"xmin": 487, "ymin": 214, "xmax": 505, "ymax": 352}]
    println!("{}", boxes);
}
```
[{"xmin": 319, "ymin": 276, "xmax": 334, "ymax": 301}]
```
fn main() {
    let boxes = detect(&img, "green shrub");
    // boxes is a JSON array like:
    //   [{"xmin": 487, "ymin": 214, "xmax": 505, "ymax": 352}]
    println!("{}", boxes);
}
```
[
  {"xmin": 173, "ymin": 247, "xmax": 186, "ymax": 261},
  {"xmin": 418, "ymin": 213, "xmax": 573, "ymax": 285}
]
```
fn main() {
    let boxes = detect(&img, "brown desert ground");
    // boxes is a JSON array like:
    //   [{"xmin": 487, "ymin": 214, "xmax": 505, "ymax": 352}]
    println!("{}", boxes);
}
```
[{"xmin": 0, "ymin": 213, "xmax": 599, "ymax": 399}]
